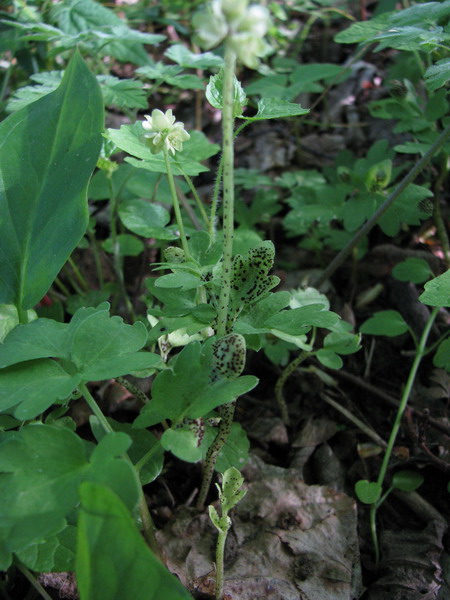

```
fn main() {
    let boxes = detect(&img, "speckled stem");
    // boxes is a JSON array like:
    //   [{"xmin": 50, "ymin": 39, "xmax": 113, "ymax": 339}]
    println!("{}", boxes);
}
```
[
  {"xmin": 197, "ymin": 45, "xmax": 237, "ymax": 510},
  {"xmin": 216, "ymin": 43, "xmax": 236, "ymax": 339}
]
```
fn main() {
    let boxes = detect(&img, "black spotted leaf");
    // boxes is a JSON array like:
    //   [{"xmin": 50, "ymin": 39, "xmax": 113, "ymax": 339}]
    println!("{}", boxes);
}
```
[
  {"xmin": 0, "ymin": 425, "xmax": 140, "ymax": 570},
  {"xmin": 134, "ymin": 340, "xmax": 257, "ymax": 427}
]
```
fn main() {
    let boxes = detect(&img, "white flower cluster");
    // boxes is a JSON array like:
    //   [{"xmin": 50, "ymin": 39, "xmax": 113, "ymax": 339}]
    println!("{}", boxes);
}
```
[
  {"xmin": 142, "ymin": 108, "xmax": 190, "ymax": 155},
  {"xmin": 192, "ymin": 0, "xmax": 270, "ymax": 69}
]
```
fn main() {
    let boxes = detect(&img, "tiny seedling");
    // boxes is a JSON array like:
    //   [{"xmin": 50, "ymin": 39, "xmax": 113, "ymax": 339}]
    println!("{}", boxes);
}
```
[{"xmin": 208, "ymin": 467, "xmax": 247, "ymax": 600}]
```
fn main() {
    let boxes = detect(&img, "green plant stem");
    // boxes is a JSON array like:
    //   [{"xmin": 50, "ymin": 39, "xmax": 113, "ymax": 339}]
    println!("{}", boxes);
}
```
[
  {"xmin": 179, "ymin": 166, "xmax": 210, "ymax": 228},
  {"xmin": 215, "ymin": 522, "xmax": 229, "ymax": 600},
  {"xmin": 108, "ymin": 180, "xmax": 136, "ymax": 321},
  {"xmin": 87, "ymin": 229, "xmax": 105, "ymax": 289},
  {"xmin": 433, "ymin": 154, "xmax": 450, "ymax": 267},
  {"xmin": 164, "ymin": 148, "xmax": 191, "ymax": 259},
  {"xmin": 16, "ymin": 562, "xmax": 53, "ymax": 600},
  {"xmin": 369, "ymin": 306, "xmax": 439, "ymax": 566},
  {"xmin": 197, "ymin": 44, "xmax": 237, "ymax": 511},
  {"xmin": 54, "ymin": 276, "xmax": 71, "ymax": 298},
  {"xmin": 79, "ymin": 383, "xmax": 160, "ymax": 558},
  {"xmin": 216, "ymin": 43, "xmax": 236, "ymax": 337},
  {"xmin": 315, "ymin": 122, "xmax": 450, "ymax": 287},
  {"xmin": 16, "ymin": 304, "xmax": 29, "ymax": 325},
  {"xmin": 275, "ymin": 350, "xmax": 309, "ymax": 425},
  {"xmin": 68, "ymin": 256, "xmax": 89, "ymax": 292}
]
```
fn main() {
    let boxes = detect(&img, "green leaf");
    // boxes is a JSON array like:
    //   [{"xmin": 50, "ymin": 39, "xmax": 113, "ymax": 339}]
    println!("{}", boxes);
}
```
[
  {"xmin": 119, "ymin": 199, "xmax": 177, "ymax": 240},
  {"xmin": 240, "ymin": 97, "xmax": 309, "ymax": 121},
  {"xmin": 392, "ymin": 470, "xmax": 424, "ymax": 492},
  {"xmin": 206, "ymin": 69, "xmax": 247, "ymax": 117},
  {"xmin": 208, "ymin": 422, "xmax": 249, "ymax": 473},
  {"xmin": 91, "ymin": 418, "xmax": 163, "ymax": 485},
  {"xmin": 392, "ymin": 258, "xmax": 434, "ymax": 284},
  {"xmin": 0, "ymin": 304, "xmax": 37, "ymax": 343},
  {"xmin": 136, "ymin": 63, "xmax": 204, "ymax": 89},
  {"xmin": 316, "ymin": 349, "xmax": 343, "ymax": 369},
  {"xmin": 164, "ymin": 44, "xmax": 223, "ymax": 69},
  {"xmin": 7, "ymin": 71, "xmax": 147, "ymax": 112},
  {"xmin": 0, "ymin": 305, "xmax": 159, "ymax": 417},
  {"xmin": 76, "ymin": 482, "xmax": 193, "ymax": 600},
  {"xmin": 419, "ymin": 269, "xmax": 450, "ymax": 307},
  {"xmin": 135, "ymin": 341, "xmax": 258, "ymax": 426},
  {"xmin": 50, "ymin": 0, "xmax": 164, "ymax": 65},
  {"xmin": 102, "ymin": 234, "xmax": 144, "ymax": 257},
  {"xmin": 108, "ymin": 124, "xmax": 219, "ymax": 176},
  {"xmin": 425, "ymin": 58, "xmax": 450, "ymax": 91},
  {"xmin": 0, "ymin": 424, "xmax": 139, "ymax": 569},
  {"xmin": 433, "ymin": 338, "xmax": 450, "ymax": 372},
  {"xmin": 97, "ymin": 75, "xmax": 147, "ymax": 109},
  {"xmin": 161, "ymin": 427, "xmax": 203, "ymax": 462},
  {"xmin": 354, "ymin": 480, "xmax": 382, "ymax": 504},
  {"xmin": 0, "ymin": 360, "xmax": 80, "ymax": 419},
  {"xmin": 0, "ymin": 50, "xmax": 103, "ymax": 310},
  {"xmin": 360, "ymin": 310, "xmax": 409, "ymax": 336}
]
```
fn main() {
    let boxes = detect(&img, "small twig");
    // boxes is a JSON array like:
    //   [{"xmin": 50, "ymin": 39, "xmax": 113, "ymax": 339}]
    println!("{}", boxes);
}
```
[
  {"xmin": 320, "ymin": 392, "xmax": 387, "ymax": 448},
  {"xmin": 331, "ymin": 368, "xmax": 450, "ymax": 436},
  {"xmin": 314, "ymin": 122, "xmax": 450, "ymax": 287}
]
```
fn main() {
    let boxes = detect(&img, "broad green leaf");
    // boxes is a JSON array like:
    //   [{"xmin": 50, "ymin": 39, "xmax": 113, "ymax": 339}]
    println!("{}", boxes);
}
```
[
  {"xmin": 107, "ymin": 124, "xmax": 219, "ymax": 176},
  {"xmin": 102, "ymin": 234, "xmax": 144, "ymax": 257},
  {"xmin": 164, "ymin": 44, "xmax": 223, "ymax": 69},
  {"xmin": 0, "ymin": 424, "xmax": 139, "ymax": 569},
  {"xmin": 392, "ymin": 258, "xmax": 434, "ymax": 284},
  {"xmin": 119, "ymin": 199, "xmax": 177, "ymax": 240},
  {"xmin": 50, "ymin": 0, "xmax": 164, "ymax": 65},
  {"xmin": 16, "ymin": 524, "xmax": 77, "ymax": 572},
  {"xmin": 360, "ymin": 310, "xmax": 409, "ymax": 336},
  {"xmin": 161, "ymin": 427, "xmax": 203, "ymax": 462},
  {"xmin": 76, "ymin": 482, "xmax": 193, "ymax": 600},
  {"xmin": 0, "ymin": 305, "xmax": 159, "ymax": 416},
  {"xmin": 135, "ymin": 341, "xmax": 258, "ymax": 426},
  {"xmin": 206, "ymin": 69, "xmax": 247, "ymax": 117},
  {"xmin": 240, "ymin": 97, "xmax": 309, "ymax": 121},
  {"xmin": 354, "ymin": 480, "xmax": 382, "ymax": 504},
  {"xmin": 0, "ymin": 318, "xmax": 67, "ymax": 368},
  {"xmin": 91, "ymin": 418, "xmax": 164, "ymax": 485},
  {"xmin": 392, "ymin": 470, "xmax": 424, "ymax": 492},
  {"xmin": 0, "ymin": 359, "xmax": 80, "ymax": 419},
  {"xmin": 433, "ymin": 339, "xmax": 450, "ymax": 372},
  {"xmin": 7, "ymin": 71, "xmax": 147, "ymax": 112},
  {"xmin": 0, "ymin": 304, "xmax": 37, "ymax": 343},
  {"xmin": 316, "ymin": 349, "xmax": 343, "ymax": 369},
  {"xmin": 419, "ymin": 270, "xmax": 450, "ymax": 307},
  {"xmin": 0, "ymin": 51, "xmax": 103, "ymax": 310}
]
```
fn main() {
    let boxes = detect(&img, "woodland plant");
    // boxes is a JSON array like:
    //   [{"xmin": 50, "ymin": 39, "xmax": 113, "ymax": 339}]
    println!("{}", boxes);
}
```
[{"xmin": 0, "ymin": 0, "xmax": 450, "ymax": 598}]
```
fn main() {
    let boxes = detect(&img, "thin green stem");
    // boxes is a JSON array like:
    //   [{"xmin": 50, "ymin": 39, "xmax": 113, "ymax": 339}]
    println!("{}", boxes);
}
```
[
  {"xmin": 275, "ymin": 350, "xmax": 310, "ymax": 425},
  {"xmin": 15, "ymin": 562, "xmax": 53, "ymax": 600},
  {"xmin": 79, "ymin": 383, "xmax": 160, "ymax": 558},
  {"xmin": 369, "ymin": 306, "xmax": 439, "ymax": 566},
  {"xmin": 68, "ymin": 256, "xmax": 89, "ymax": 292},
  {"xmin": 87, "ymin": 229, "xmax": 105, "ymax": 289},
  {"xmin": 375, "ymin": 307, "xmax": 439, "ymax": 490},
  {"xmin": 315, "ymin": 122, "xmax": 450, "ymax": 287},
  {"xmin": 164, "ymin": 148, "xmax": 191, "ymax": 259},
  {"xmin": 16, "ymin": 305, "xmax": 28, "ymax": 325},
  {"xmin": 179, "ymin": 166, "xmax": 210, "ymax": 228},
  {"xmin": 54, "ymin": 276, "xmax": 71, "ymax": 297}
]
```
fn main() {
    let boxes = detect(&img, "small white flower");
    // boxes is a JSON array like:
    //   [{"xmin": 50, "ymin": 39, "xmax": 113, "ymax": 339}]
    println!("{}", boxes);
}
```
[
  {"xmin": 142, "ymin": 109, "xmax": 190, "ymax": 155},
  {"xmin": 192, "ymin": 0, "xmax": 228, "ymax": 50}
]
